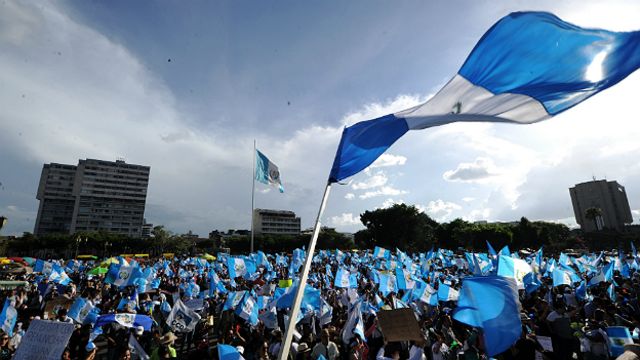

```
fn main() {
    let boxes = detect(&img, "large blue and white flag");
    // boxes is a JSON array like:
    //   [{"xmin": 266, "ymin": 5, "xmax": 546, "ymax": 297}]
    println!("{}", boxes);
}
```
[
  {"xmin": 453, "ymin": 276, "xmax": 521, "ymax": 357},
  {"xmin": 328, "ymin": 11, "xmax": 640, "ymax": 182},
  {"xmin": 255, "ymin": 149, "xmax": 284, "ymax": 193}
]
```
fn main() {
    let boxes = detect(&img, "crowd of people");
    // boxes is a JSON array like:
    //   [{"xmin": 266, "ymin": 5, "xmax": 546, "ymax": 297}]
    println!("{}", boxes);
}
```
[{"xmin": 0, "ymin": 244, "xmax": 639, "ymax": 360}]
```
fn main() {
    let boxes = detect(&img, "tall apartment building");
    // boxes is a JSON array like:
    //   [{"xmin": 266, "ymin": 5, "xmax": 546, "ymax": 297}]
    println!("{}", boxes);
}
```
[
  {"xmin": 34, "ymin": 163, "xmax": 78, "ymax": 234},
  {"xmin": 35, "ymin": 159, "xmax": 150, "ymax": 237},
  {"xmin": 252, "ymin": 209, "xmax": 301, "ymax": 236},
  {"xmin": 569, "ymin": 179, "xmax": 633, "ymax": 232}
]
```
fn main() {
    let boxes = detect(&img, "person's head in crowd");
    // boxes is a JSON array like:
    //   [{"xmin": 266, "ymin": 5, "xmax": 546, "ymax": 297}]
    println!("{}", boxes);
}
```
[
  {"xmin": 0, "ymin": 333, "xmax": 9, "ymax": 348},
  {"xmin": 295, "ymin": 343, "xmax": 311, "ymax": 359},
  {"xmin": 60, "ymin": 348, "xmax": 72, "ymax": 360},
  {"xmin": 320, "ymin": 329, "xmax": 331, "ymax": 346},
  {"xmin": 117, "ymin": 348, "xmax": 131, "ymax": 360}
]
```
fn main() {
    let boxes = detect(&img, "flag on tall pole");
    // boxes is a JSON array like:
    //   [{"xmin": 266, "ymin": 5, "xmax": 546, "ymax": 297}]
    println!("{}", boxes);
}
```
[
  {"xmin": 255, "ymin": 149, "xmax": 284, "ymax": 193},
  {"xmin": 251, "ymin": 144, "xmax": 284, "ymax": 253},
  {"xmin": 328, "ymin": 11, "xmax": 640, "ymax": 183}
]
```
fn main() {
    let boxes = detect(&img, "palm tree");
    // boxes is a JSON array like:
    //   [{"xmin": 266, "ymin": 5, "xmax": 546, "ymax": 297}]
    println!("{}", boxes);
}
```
[{"xmin": 585, "ymin": 207, "xmax": 603, "ymax": 231}]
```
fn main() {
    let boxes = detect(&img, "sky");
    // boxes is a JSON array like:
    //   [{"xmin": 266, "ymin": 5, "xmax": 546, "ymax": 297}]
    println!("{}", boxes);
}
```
[{"xmin": 1, "ymin": 0, "xmax": 640, "ymax": 237}]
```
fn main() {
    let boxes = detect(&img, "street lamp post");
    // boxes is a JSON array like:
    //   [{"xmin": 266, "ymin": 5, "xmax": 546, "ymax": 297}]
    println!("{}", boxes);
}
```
[
  {"xmin": 104, "ymin": 241, "xmax": 112, "ymax": 258},
  {"xmin": 75, "ymin": 237, "xmax": 87, "ymax": 259}
]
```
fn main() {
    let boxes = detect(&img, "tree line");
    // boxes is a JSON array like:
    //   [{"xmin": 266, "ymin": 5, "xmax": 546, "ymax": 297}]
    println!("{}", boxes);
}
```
[{"xmin": 3, "ymin": 203, "xmax": 639, "ymax": 257}]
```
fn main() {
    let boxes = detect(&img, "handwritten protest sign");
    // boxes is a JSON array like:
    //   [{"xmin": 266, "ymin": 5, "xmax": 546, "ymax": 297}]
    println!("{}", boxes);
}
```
[
  {"xmin": 377, "ymin": 308, "xmax": 423, "ymax": 342},
  {"xmin": 14, "ymin": 320, "xmax": 75, "ymax": 360},
  {"xmin": 43, "ymin": 297, "xmax": 72, "ymax": 320}
]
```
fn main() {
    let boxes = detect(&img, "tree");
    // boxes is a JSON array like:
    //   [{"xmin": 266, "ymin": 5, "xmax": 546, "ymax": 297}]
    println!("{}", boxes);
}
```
[
  {"xmin": 585, "ymin": 207, "xmax": 603, "ymax": 231},
  {"xmin": 152, "ymin": 225, "xmax": 172, "ymax": 254},
  {"xmin": 359, "ymin": 203, "xmax": 437, "ymax": 251}
]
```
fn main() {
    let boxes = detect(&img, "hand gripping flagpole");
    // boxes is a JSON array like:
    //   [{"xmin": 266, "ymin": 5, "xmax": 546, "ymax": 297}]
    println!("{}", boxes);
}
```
[{"xmin": 278, "ymin": 181, "xmax": 332, "ymax": 360}]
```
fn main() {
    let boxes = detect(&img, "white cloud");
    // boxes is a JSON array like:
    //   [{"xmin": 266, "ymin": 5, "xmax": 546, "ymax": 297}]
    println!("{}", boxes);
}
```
[
  {"xmin": 425, "ymin": 199, "xmax": 461, "ymax": 221},
  {"xmin": 359, "ymin": 186, "xmax": 408, "ymax": 199},
  {"xmin": 443, "ymin": 157, "xmax": 497, "ymax": 182},
  {"xmin": 330, "ymin": 213, "xmax": 360, "ymax": 227},
  {"xmin": 381, "ymin": 198, "xmax": 405, "ymax": 209},
  {"xmin": 465, "ymin": 208, "xmax": 491, "ymax": 222},
  {"xmin": 462, "ymin": 197, "xmax": 475, "ymax": 203},
  {"xmin": 351, "ymin": 172, "xmax": 388, "ymax": 190},
  {"xmin": 370, "ymin": 154, "xmax": 407, "ymax": 168},
  {"xmin": 344, "ymin": 193, "xmax": 355, "ymax": 200}
]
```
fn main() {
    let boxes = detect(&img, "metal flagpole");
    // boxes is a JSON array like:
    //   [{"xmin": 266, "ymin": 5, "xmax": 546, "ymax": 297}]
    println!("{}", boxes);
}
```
[
  {"xmin": 251, "ymin": 140, "xmax": 257, "ymax": 254},
  {"xmin": 278, "ymin": 181, "xmax": 332, "ymax": 360}
]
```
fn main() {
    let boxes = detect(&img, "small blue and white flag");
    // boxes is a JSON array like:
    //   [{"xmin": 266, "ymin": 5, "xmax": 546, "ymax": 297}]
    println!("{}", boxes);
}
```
[
  {"xmin": 334, "ymin": 268, "xmax": 357, "ymax": 288},
  {"xmin": 437, "ymin": 282, "xmax": 459, "ymax": 302},
  {"xmin": 255, "ymin": 149, "xmax": 284, "ymax": 193},
  {"xmin": 166, "ymin": 299, "xmax": 201, "ymax": 333},
  {"xmin": 218, "ymin": 344, "xmax": 245, "ymax": 360},
  {"xmin": 395, "ymin": 268, "xmax": 415, "ymax": 290},
  {"xmin": 95, "ymin": 313, "xmax": 153, "ymax": 331},
  {"xmin": 223, "ymin": 291, "xmax": 247, "ymax": 311},
  {"xmin": 236, "ymin": 294, "xmax": 259, "ymax": 326},
  {"xmin": 373, "ymin": 247, "xmax": 391, "ymax": 260},
  {"xmin": 552, "ymin": 268, "xmax": 574, "ymax": 287},
  {"xmin": 412, "ymin": 281, "xmax": 438, "ymax": 306},
  {"xmin": 328, "ymin": 11, "xmax": 640, "ymax": 183},
  {"xmin": 0, "ymin": 299, "xmax": 17, "ymax": 337},
  {"xmin": 34, "ymin": 259, "xmax": 54, "ymax": 276},
  {"xmin": 497, "ymin": 255, "xmax": 532, "ymax": 289},
  {"xmin": 227, "ymin": 257, "xmax": 257, "ymax": 279},
  {"xmin": 341, "ymin": 301, "xmax": 365, "ymax": 345},
  {"xmin": 68, "ymin": 297, "xmax": 95, "ymax": 324},
  {"xmin": 378, "ymin": 273, "xmax": 396, "ymax": 296},
  {"xmin": 129, "ymin": 333, "xmax": 150, "ymax": 360}
]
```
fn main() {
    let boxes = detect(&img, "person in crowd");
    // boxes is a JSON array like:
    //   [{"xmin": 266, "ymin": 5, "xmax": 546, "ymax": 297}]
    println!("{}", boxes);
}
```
[{"xmin": 311, "ymin": 329, "xmax": 340, "ymax": 360}]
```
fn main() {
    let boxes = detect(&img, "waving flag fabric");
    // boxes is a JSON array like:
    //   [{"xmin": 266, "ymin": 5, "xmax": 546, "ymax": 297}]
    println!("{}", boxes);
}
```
[
  {"xmin": 497, "ymin": 255, "xmax": 532, "ymax": 289},
  {"xmin": 68, "ymin": 297, "xmax": 95, "ymax": 324},
  {"xmin": 95, "ymin": 313, "xmax": 153, "ymax": 331},
  {"xmin": 328, "ymin": 11, "xmax": 640, "ymax": 183},
  {"xmin": 453, "ymin": 276, "xmax": 521, "ymax": 357},
  {"xmin": 0, "ymin": 299, "xmax": 17, "ymax": 337},
  {"xmin": 255, "ymin": 149, "xmax": 284, "ymax": 193},
  {"xmin": 218, "ymin": 344, "xmax": 245, "ymax": 360}
]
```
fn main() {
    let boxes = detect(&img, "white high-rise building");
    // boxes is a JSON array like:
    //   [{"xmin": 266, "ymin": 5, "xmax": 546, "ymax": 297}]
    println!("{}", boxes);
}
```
[{"xmin": 35, "ymin": 159, "xmax": 150, "ymax": 237}]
